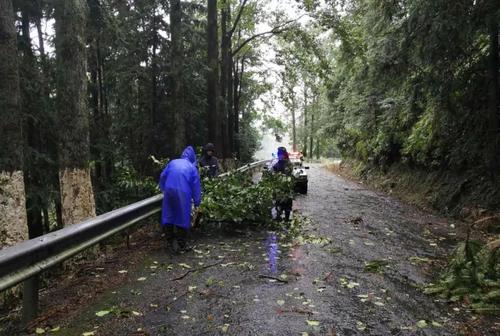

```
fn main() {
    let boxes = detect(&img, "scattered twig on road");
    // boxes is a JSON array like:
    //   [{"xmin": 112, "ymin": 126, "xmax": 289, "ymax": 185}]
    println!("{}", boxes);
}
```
[
  {"xmin": 258, "ymin": 274, "xmax": 288, "ymax": 283},
  {"xmin": 170, "ymin": 261, "xmax": 224, "ymax": 281},
  {"xmin": 277, "ymin": 307, "xmax": 313, "ymax": 315},
  {"xmin": 323, "ymin": 271, "xmax": 334, "ymax": 281}
]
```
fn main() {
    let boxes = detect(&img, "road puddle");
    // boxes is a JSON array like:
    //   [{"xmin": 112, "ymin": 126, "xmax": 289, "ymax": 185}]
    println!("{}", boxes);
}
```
[{"xmin": 266, "ymin": 232, "xmax": 279, "ymax": 274}]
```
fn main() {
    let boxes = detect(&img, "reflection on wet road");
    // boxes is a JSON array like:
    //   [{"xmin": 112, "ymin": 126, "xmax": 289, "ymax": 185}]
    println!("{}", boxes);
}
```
[{"xmin": 266, "ymin": 232, "xmax": 279, "ymax": 275}]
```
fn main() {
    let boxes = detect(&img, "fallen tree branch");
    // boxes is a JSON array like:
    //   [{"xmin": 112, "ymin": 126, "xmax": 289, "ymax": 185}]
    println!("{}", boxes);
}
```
[
  {"xmin": 231, "ymin": 15, "xmax": 306, "ymax": 57},
  {"xmin": 170, "ymin": 261, "xmax": 224, "ymax": 281},
  {"xmin": 258, "ymin": 274, "xmax": 288, "ymax": 283}
]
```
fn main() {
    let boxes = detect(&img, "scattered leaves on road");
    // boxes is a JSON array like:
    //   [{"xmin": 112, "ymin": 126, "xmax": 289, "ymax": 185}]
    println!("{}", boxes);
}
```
[
  {"xmin": 306, "ymin": 320, "xmax": 320, "ymax": 326},
  {"xmin": 416, "ymin": 320, "xmax": 428, "ymax": 328},
  {"xmin": 409, "ymin": 256, "xmax": 432, "ymax": 264},
  {"xmin": 356, "ymin": 321, "xmax": 367, "ymax": 331},
  {"xmin": 95, "ymin": 310, "xmax": 111, "ymax": 317},
  {"xmin": 363, "ymin": 260, "xmax": 389, "ymax": 273},
  {"xmin": 340, "ymin": 277, "xmax": 360, "ymax": 289}
]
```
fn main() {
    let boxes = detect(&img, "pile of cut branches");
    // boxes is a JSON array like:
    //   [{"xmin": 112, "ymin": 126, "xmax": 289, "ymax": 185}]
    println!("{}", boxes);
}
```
[{"xmin": 199, "ymin": 170, "xmax": 294, "ymax": 225}]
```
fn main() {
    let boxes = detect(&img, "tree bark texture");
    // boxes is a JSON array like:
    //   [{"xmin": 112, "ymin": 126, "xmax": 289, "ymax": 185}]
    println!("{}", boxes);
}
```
[
  {"xmin": 55, "ymin": 0, "xmax": 96, "ymax": 226},
  {"xmin": 0, "ymin": 0, "xmax": 29, "ymax": 247}
]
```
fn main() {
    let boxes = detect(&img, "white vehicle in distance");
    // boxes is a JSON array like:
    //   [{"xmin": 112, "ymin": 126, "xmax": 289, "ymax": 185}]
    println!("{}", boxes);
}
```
[{"xmin": 289, "ymin": 152, "xmax": 309, "ymax": 194}]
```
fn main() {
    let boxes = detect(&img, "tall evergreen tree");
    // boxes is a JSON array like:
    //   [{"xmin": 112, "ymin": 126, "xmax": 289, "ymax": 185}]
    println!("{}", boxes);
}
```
[
  {"xmin": 170, "ymin": 0, "xmax": 185, "ymax": 155},
  {"xmin": 206, "ymin": 0, "xmax": 220, "ymax": 151},
  {"xmin": 0, "ymin": 0, "xmax": 29, "ymax": 247},
  {"xmin": 54, "ymin": 0, "xmax": 96, "ymax": 226}
]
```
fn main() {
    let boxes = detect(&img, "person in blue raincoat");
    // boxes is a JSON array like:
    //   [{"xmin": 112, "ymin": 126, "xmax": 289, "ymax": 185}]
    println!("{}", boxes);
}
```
[
  {"xmin": 159, "ymin": 146, "xmax": 201, "ymax": 251},
  {"xmin": 272, "ymin": 146, "xmax": 293, "ymax": 221}
]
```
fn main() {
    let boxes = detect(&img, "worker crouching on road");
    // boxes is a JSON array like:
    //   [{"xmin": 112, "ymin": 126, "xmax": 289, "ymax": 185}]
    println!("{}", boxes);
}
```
[
  {"xmin": 199, "ymin": 142, "xmax": 220, "ymax": 178},
  {"xmin": 273, "ymin": 146, "xmax": 293, "ymax": 221},
  {"xmin": 159, "ymin": 146, "xmax": 201, "ymax": 253}
]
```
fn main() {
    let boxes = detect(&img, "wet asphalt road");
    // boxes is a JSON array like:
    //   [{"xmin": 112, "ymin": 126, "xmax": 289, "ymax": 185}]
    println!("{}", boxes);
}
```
[{"xmin": 57, "ymin": 165, "xmax": 470, "ymax": 335}]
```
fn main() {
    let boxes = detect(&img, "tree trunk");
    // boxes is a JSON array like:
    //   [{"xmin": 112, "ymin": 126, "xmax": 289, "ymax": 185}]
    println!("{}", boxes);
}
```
[
  {"xmin": 316, "ymin": 137, "xmax": 320, "ymax": 160},
  {"xmin": 35, "ymin": 13, "xmax": 44, "ymax": 56},
  {"xmin": 151, "ymin": 5, "xmax": 159, "ymax": 156},
  {"xmin": 88, "ymin": 31, "xmax": 102, "ymax": 184},
  {"xmin": 20, "ymin": 3, "xmax": 45, "ymax": 239},
  {"xmin": 207, "ymin": 0, "xmax": 220, "ymax": 151},
  {"xmin": 55, "ymin": 0, "xmax": 96, "ymax": 227},
  {"xmin": 88, "ymin": 0, "xmax": 112, "ymax": 183},
  {"xmin": 42, "ymin": 206, "xmax": 49, "ymax": 233},
  {"xmin": 220, "ymin": 1, "xmax": 229, "ymax": 158},
  {"xmin": 226, "ymin": 3, "xmax": 234, "ymax": 157},
  {"xmin": 291, "ymin": 104, "xmax": 297, "ymax": 151},
  {"xmin": 233, "ymin": 56, "xmax": 244, "ymax": 158},
  {"xmin": 302, "ymin": 85, "xmax": 308, "ymax": 157},
  {"xmin": 309, "ymin": 111, "xmax": 314, "ymax": 160},
  {"xmin": 170, "ymin": 0, "xmax": 185, "ymax": 155},
  {"xmin": 0, "ymin": 0, "xmax": 29, "ymax": 247},
  {"xmin": 35, "ymin": 0, "xmax": 64, "ymax": 231},
  {"xmin": 488, "ymin": 18, "xmax": 499, "ymax": 170}
]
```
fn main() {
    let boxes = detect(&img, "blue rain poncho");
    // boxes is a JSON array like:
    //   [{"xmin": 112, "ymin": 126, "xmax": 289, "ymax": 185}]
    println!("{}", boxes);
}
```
[{"xmin": 159, "ymin": 146, "xmax": 201, "ymax": 229}]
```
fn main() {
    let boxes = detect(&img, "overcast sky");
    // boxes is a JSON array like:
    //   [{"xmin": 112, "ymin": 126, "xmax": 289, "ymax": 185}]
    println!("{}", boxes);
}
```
[{"xmin": 253, "ymin": 0, "xmax": 313, "ymax": 157}]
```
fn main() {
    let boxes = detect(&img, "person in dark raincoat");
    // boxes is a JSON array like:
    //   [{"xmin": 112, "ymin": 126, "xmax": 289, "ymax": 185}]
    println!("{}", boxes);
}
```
[
  {"xmin": 159, "ymin": 146, "xmax": 201, "ymax": 251},
  {"xmin": 273, "ymin": 146, "xmax": 293, "ymax": 221},
  {"xmin": 199, "ymin": 143, "xmax": 220, "ymax": 178}
]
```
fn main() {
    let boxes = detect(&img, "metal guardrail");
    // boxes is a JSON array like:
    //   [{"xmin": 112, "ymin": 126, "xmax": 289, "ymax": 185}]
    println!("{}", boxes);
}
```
[
  {"xmin": 0, "ymin": 195, "xmax": 163, "ymax": 293},
  {"xmin": 0, "ymin": 159, "xmax": 269, "ymax": 323}
]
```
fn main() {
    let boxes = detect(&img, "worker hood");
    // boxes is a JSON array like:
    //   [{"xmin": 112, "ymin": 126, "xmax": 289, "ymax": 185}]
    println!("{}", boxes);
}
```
[{"xmin": 181, "ymin": 146, "xmax": 197, "ymax": 165}]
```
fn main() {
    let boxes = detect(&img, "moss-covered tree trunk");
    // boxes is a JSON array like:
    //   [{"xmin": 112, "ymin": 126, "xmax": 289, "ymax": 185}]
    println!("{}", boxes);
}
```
[
  {"xmin": 0, "ymin": 0, "xmax": 29, "ymax": 248},
  {"xmin": 55, "ymin": 0, "xmax": 96, "ymax": 226}
]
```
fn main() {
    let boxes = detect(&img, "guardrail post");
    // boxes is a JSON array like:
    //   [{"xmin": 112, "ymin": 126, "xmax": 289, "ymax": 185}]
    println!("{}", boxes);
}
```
[{"xmin": 22, "ymin": 275, "xmax": 39, "ymax": 324}]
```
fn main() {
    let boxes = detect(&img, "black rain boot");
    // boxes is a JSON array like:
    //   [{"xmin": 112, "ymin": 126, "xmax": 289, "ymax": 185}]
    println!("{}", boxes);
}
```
[{"xmin": 284, "ymin": 210, "xmax": 291, "ymax": 222}]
